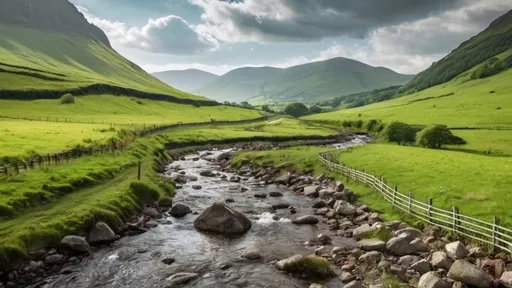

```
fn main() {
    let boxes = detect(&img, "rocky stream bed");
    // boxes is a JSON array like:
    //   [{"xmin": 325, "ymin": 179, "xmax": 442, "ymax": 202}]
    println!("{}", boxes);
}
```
[{"xmin": 4, "ymin": 139, "xmax": 512, "ymax": 288}]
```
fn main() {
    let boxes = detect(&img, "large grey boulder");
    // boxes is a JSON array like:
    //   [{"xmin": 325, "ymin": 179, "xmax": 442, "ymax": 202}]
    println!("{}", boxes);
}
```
[
  {"xmin": 357, "ymin": 239, "xmax": 386, "ymax": 251},
  {"xmin": 87, "ymin": 222, "xmax": 116, "ymax": 244},
  {"xmin": 500, "ymin": 271, "xmax": 512, "ymax": 285},
  {"xmin": 386, "ymin": 236, "xmax": 429, "ymax": 256},
  {"xmin": 418, "ymin": 272, "xmax": 452, "ymax": 288},
  {"xmin": 292, "ymin": 215, "xmax": 319, "ymax": 225},
  {"xmin": 447, "ymin": 260, "xmax": 493, "ymax": 288},
  {"xmin": 335, "ymin": 201, "xmax": 357, "ymax": 216},
  {"xmin": 169, "ymin": 203, "xmax": 192, "ymax": 218},
  {"xmin": 194, "ymin": 203, "xmax": 251, "ymax": 234},
  {"xmin": 445, "ymin": 241, "xmax": 469, "ymax": 260},
  {"xmin": 430, "ymin": 251, "xmax": 453, "ymax": 271},
  {"xmin": 395, "ymin": 228, "xmax": 423, "ymax": 240},
  {"xmin": 61, "ymin": 236, "xmax": 90, "ymax": 253}
]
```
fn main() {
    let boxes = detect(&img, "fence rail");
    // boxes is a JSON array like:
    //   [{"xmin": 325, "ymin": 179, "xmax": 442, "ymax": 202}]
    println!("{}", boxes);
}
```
[{"xmin": 317, "ymin": 152, "xmax": 512, "ymax": 253}]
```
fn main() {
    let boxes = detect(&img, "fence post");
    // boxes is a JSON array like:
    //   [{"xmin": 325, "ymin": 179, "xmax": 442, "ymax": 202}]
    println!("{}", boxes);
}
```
[
  {"xmin": 408, "ymin": 192, "xmax": 412, "ymax": 214},
  {"xmin": 137, "ymin": 161, "xmax": 142, "ymax": 180},
  {"xmin": 453, "ymin": 207, "xmax": 459, "ymax": 236},
  {"xmin": 363, "ymin": 169, "xmax": 367, "ymax": 184},
  {"xmin": 492, "ymin": 216, "xmax": 499, "ymax": 252},
  {"xmin": 392, "ymin": 185, "xmax": 397, "ymax": 210},
  {"xmin": 427, "ymin": 197, "xmax": 433, "ymax": 224}
]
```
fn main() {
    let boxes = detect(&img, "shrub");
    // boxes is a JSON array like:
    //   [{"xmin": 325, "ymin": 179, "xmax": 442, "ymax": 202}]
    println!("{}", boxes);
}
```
[
  {"xmin": 353, "ymin": 120, "xmax": 363, "ymax": 129},
  {"xmin": 284, "ymin": 102, "xmax": 309, "ymax": 118},
  {"xmin": 308, "ymin": 105, "xmax": 323, "ymax": 114},
  {"xmin": 60, "ymin": 93, "xmax": 75, "ymax": 104},
  {"xmin": 384, "ymin": 122, "xmax": 416, "ymax": 145},
  {"xmin": 417, "ymin": 125, "xmax": 466, "ymax": 149},
  {"xmin": 366, "ymin": 119, "xmax": 378, "ymax": 131},
  {"xmin": 282, "ymin": 255, "xmax": 335, "ymax": 279},
  {"xmin": 341, "ymin": 120, "xmax": 352, "ymax": 128}
]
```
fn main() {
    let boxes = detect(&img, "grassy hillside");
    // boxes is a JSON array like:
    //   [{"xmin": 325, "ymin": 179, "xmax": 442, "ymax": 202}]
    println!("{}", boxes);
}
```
[
  {"xmin": 152, "ymin": 69, "xmax": 219, "ymax": 93},
  {"xmin": 304, "ymin": 54, "xmax": 512, "ymax": 129},
  {"xmin": 196, "ymin": 57, "xmax": 413, "ymax": 103},
  {"xmin": 0, "ymin": 25, "xmax": 210, "ymax": 102},
  {"xmin": 399, "ymin": 9, "xmax": 512, "ymax": 94}
]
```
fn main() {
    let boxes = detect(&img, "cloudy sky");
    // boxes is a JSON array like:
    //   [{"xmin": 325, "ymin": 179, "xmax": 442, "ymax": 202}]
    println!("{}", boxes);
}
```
[{"xmin": 70, "ymin": 0, "xmax": 512, "ymax": 75}]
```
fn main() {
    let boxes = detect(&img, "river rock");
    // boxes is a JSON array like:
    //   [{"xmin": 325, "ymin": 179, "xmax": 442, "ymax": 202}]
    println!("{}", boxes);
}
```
[
  {"xmin": 342, "ymin": 188, "xmax": 356, "ymax": 203},
  {"xmin": 229, "ymin": 176, "xmax": 241, "ymax": 183},
  {"xmin": 312, "ymin": 200, "xmax": 327, "ymax": 209},
  {"xmin": 170, "ymin": 173, "xmax": 187, "ymax": 184},
  {"xmin": 418, "ymin": 272, "xmax": 452, "ymax": 288},
  {"xmin": 254, "ymin": 193, "xmax": 267, "ymax": 199},
  {"xmin": 142, "ymin": 207, "xmax": 160, "ymax": 218},
  {"xmin": 243, "ymin": 249, "xmax": 262, "ymax": 260},
  {"xmin": 341, "ymin": 271, "xmax": 356, "ymax": 283},
  {"xmin": 60, "ymin": 236, "xmax": 90, "ymax": 253},
  {"xmin": 87, "ymin": 222, "xmax": 115, "ymax": 244},
  {"xmin": 335, "ymin": 182, "xmax": 345, "ymax": 192},
  {"xmin": 480, "ymin": 258, "xmax": 506, "ymax": 279},
  {"xmin": 447, "ymin": 260, "xmax": 493, "ymax": 288},
  {"xmin": 192, "ymin": 185, "xmax": 202, "ymax": 190},
  {"xmin": 269, "ymin": 192, "xmax": 283, "ymax": 197},
  {"xmin": 386, "ymin": 236, "xmax": 429, "ymax": 256},
  {"xmin": 145, "ymin": 221, "xmax": 159, "ymax": 228},
  {"xmin": 359, "ymin": 251, "xmax": 383, "ymax": 264},
  {"xmin": 500, "ymin": 271, "xmax": 512, "ymax": 285},
  {"xmin": 368, "ymin": 213, "xmax": 382, "ymax": 225},
  {"xmin": 275, "ymin": 173, "xmax": 291, "ymax": 185},
  {"xmin": 310, "ymin": 284, "xmax": 326, "ymax": 288},
  {"xmin": 395, "ymin": 228, "xmax": 423, "ymax": 240},
  {"xmin": 169, "ymin": 203, "xmax": 192, "ymax": 218},
  {"xmin": 303, "ymin": 186, "xmax": 319, "ymax": 198},
  {"xmin": 44, "ymin": 254, "xmax": 64, "ymax": 265},
  {"xmin": 319, "ymin": 188, "xmax": 335, "ymax": 199},
  {"xmin": 345, "ymin": 280, "xmax": 366, "ymax": 288},
  {"xmin": 167, "ymin": 272, "xmax": 199, "ymax": 286},
  {"xmin": 272, "ymin": 203, "xmax": 290, "ymax": 210},
  {"xmin": 276, "ymin": 254, "xmax": 303, "ymax": 271},
  {"xmin": 357, "ymin": 239, "xmax": 386, "ymax": 251},
  {"xmin": 445, "ymin": 241, "xmax": 469, "ymax": 260},
  {"xmin": 162, "ymin": 257, "xmax": 175, "ymax": 265},
  {"xmin": 194, "ymin": 203, "xmax": 251, "ymax": 234},
  {"xmin": 399, "ymin": 255, "xmax": 422, "ymax": 268},
  {"xmin": 185, "ymin": 175, "xmax": 198, "ymax": 181},
  {"xmin": 292, "ymin": 215, "xmax": 319, "ymax": 225},
  {"xmin": 411, "ymin": 259, "xmax": 432, "ymax": 274},
  {"xmin": 225, "ymin": 198, "xmax": 235, "ymax": 203},
  {"xmin": 317, "ymin": 234, "xmax": 332, "ymax": 245},
  {"xmin": 335, "ymin": 201, "xmax": 357, "ymax": 216},
  {"xmin": 430, "ymin": 251, "xmax": 453, "ymax": 271},
  {"xmin": 353, "ymin": 224, "xmax": 377, "ymax": 240}
]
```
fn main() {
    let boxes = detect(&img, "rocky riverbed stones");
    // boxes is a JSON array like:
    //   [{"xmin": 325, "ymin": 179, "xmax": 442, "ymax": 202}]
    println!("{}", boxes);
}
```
[
  {"xmin": 418, "ymin": 271, "xmax": 452, "ymax": 288},
  {"xmin": 447, "ymin": 259, "xmax": 493, "ymax": 288},
  {"xmin": 445, "ymin": 241, "xmax": 469, "ymax": 260},
  {"xmin": 268, "ymin": 191, "xmax": 283, "ymax": 197},
  {"xmin": 292, "ymin": 215, "xmax": 319, "ymax": 225},
  {"xmin": 357, "ymin": 239, "xmax": 386, "ymax": 251},
  {"xmin": 169, "ymin": 203, "xmax": 192, "ymax": 218},
  {"xmin": 87, "ymin": 222, "xmax": 115, "ymax": 245},
  {"xmin": 194, "ymin": 203, "xmax": 251, "ymax": 234},
  {"xmin": 60, "ymin": 236, "xmax": 90, "ymax": 253},
  {"xmin": 166, "ymin": 272, "xmax": 199, "ymax": 286}
]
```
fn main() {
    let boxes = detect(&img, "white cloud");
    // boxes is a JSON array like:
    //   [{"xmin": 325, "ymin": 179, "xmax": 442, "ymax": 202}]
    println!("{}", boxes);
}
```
[{"xmin": 76, "ymin": 5, "xmax": 218, "ymax": 55}]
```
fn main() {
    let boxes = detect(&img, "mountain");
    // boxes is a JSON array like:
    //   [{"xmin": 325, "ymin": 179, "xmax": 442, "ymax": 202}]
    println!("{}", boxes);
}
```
[
  {"xmin": 195, "ymin": 57, "xmax": 414, "ymax": 103},
  {"xmin": 0, "ymin": 0, "xmax": 212, "ymax": 104},
  {"xmin": 400, "ymin": 9, "xmax": 512, "ymax": 94},
  {"xmin": 152, "ymin": 69, "xmax": 219, "ymax": 93}
]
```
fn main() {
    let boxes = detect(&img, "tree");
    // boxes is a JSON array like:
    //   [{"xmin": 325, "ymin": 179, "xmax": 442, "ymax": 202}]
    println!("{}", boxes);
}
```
[
  {"xmin": 417, "ymin": 125, "xmax": 466, "ymax": 149},
  {"xmin": 384, "ymin": 122, "xmax": 416, "ymax": 145},
  {"xmin": 60, "ymin": 93, "xmax": 75, "ymax": 104},
  {"xmin": 284, "ymin": 102, "xmax": 309, "ymax": 118},
  {"xmin": 308, "ymin": 105, "xmax": 323, "ymax": 114},
  {"xmin": 240, "ymin": 101, "xmax": 253, "ymax": 109}
]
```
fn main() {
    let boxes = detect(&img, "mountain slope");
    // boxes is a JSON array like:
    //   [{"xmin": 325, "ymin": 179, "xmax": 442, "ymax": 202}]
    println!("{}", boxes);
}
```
[
  {"xmin": 152, "ymin": 69, "xmax": 219, "ymax": 93},
  {"xmin": 400, "ymin": 9, "xmax": 512, "ymax": 94},
  {"xmin": 196, "ymin": 57, "xmax": 414, "ymax": 103},
  {"xmin": 0, "ymin": 0, "xmax": 211, "ymax": 103}
]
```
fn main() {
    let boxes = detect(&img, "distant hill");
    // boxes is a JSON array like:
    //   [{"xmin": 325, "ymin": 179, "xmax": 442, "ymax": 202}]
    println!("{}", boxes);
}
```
[
  {"xmin": 152, "ymin": 69, "xmax": 219, "ymax": 93},
  {"xmin": 0, "ymin": 0, "xmax": 212, "ymax": 104},
  {"xmin": 400, "ymin": 9, "xmax": 512, "ymax": 94},
  {"xmin": 196, "ymin": 57, "xmax": 414, "ymax": 103}
]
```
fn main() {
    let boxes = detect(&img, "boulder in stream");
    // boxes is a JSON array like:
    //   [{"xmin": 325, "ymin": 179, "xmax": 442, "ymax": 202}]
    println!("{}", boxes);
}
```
[
  {"xmin": 292, "ymin": 215, "xmax": 319, "ymax": 225},
  {"xmin": 87, "ymin": 222, "xmax": 116, "ymax": 245},
  {"xmin": 194, "ymin": 203, "xmax": 252, "ymax": 234},
  {"xmin": 166, "ymin": 272, "xmax": 199, "ymax": 286},
  {"xmin": 169, "ymin": 203, "xmax": 192, "ymax": 218},
  {"xmin": 61, "ymin": 236, "xmax": 90, "ymax": 253}
]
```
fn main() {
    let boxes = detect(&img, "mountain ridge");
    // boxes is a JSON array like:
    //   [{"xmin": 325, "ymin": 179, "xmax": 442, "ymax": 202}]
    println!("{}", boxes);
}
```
[{"xmin": 152, "ymin": 69, "xmax": 219, "ymax": 93}]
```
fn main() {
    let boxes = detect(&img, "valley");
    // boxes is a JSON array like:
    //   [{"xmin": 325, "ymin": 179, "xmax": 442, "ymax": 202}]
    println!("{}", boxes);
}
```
[{"xmin": 0, "ymin": 1, "xmax": 512, "ymax": 288}]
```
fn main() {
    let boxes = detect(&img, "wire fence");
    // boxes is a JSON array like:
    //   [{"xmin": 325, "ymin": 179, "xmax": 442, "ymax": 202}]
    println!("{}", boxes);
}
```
[{"xmin": 317, "ymin": 152, "xmax": 512, "ymax": 253}]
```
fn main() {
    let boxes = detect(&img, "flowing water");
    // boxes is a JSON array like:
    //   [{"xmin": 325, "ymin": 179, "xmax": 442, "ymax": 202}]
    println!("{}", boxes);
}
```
[{"xmin": 35, "ymin": 138, "xmax": 370, "ymax": 288}]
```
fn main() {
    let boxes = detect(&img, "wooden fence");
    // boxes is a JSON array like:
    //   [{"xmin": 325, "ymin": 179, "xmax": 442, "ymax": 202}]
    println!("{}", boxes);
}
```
[{"xmin": 317, "ymin": 152, "xmax": 512, "ymax": 253}]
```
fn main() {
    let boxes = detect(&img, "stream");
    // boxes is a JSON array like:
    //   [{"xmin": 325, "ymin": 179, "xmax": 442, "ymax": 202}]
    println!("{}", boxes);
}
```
[{"xmin": 33, "ymin": 136, "xmax": 371, "ymax": 288}]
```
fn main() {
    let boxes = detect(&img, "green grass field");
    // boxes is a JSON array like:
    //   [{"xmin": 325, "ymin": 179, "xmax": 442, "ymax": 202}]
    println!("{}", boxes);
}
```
[
  {"xmin": 0, "ymin": 25, "xmax": 204, "ymax": 100},
  {"xmin": 304, "ymin": 67, "xmax": 512, "ymax": 129}
]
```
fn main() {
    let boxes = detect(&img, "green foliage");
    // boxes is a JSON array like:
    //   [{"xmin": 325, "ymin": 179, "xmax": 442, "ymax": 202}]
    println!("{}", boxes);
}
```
[
  {"xmin": 366, "ymin": 119, "xmax": 378, "ymax": 131},
  {"xmin": 471, "ymin": 56, "xmax": 512, "ymax": 79},
  {"xmin": 60, "ymin": 93, "xmax": 75, "ymax": 104},
  {"xmin": 417, "ymin": 125, "xmax": 466, "ymax": 149},
  {"xmin": 317, "ymin": 85, "xmax": 402, "ymax": 109},
  {"xmin": 361, "ymin": 226, "xmax": 393, "ymax": 242},
  {"xmin": 284, "ymin": 102, "xmax": 309, "ymax": 118},
  {"xmin": 354, "ymin": 120, "xmax": 363, "ymax": 129},
  {"xmin": 283, "ymin": 256, "xmax": 335, "ymax": 279},
  {"xmin": 382, "ymin": 274, "xmax": 404, "ymax": 288},
  {"xmin": 308, "ymin": 105, "xmax": 323, "ymax": 114},
  {"xmin": 383, "ymin": 122, "xmax": 417, "ymax": 145}
]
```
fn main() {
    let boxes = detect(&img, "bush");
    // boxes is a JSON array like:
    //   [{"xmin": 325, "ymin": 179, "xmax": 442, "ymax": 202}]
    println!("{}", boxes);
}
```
[
  {"xmin": 384, "ymin": 122, "xmax": 416, "ymax": 145},
  {"xmin": 284, "ymin": 102, "xmax": 309, "ymax": 118},
  {"xmin": 353, "ymin": 120, "xmax": 363, "ymax": 129},
  {"xmin": 60, "ymin": 93, "xmax": 75, "ymax": 104},
  {"xmin": 308, "ymin": 105, "xmax": 323, "ymax": 114},
  {"xmin": 366, "ymin": 119, "xmax": 378, "ymax": 131},
  {"xmin": 417, "ymin": 125, "xmax": 466, "ymax": 149},
  {"xmin": 282, "ymin": 255, "xmax": 334, "ymax": 279},
  {"xmin": 341, "ymin": 120, "xmax": 352, "ymax": 127}
]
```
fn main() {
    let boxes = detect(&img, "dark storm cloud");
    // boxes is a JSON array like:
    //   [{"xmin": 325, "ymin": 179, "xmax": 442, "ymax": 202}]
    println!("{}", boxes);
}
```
[{"xmin": 191, "ymin": 0, "xmax": 469, "ymax": 42}]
